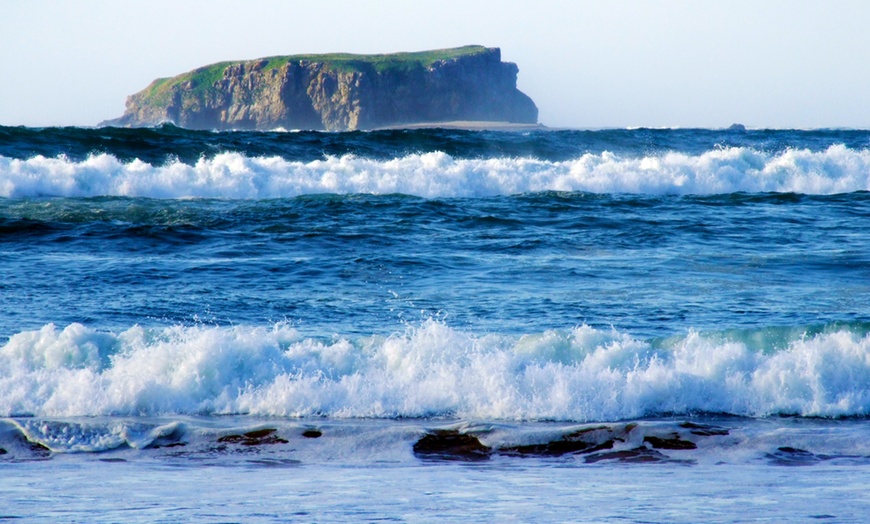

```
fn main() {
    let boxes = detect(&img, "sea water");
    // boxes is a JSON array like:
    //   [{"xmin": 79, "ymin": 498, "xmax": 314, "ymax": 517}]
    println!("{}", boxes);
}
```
[{"xmin": 2, "ymin": 125, "xmax": 870, "ymax": 522}]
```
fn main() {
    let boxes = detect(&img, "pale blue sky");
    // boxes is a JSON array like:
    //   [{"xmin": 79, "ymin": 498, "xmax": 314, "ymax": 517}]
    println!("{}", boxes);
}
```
[{"xmin": 3, "ymin": 0, "xmax": 869, "ymax": 128}]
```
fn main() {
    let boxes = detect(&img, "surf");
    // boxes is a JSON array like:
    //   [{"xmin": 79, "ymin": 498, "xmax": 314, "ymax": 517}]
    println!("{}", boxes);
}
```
[
  {"xmin": 2, "ymin": 144, "xmax": 870, "ymax": 199},
  {"xmin": 3, "ymin": 321, "xmax": 870, "ymax": 420}
]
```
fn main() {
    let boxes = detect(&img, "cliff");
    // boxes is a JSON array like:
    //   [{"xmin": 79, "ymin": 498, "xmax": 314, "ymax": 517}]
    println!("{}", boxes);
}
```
[{"xmin": 102, "ymin": 46, "xmax": 539, "ymax": 131}]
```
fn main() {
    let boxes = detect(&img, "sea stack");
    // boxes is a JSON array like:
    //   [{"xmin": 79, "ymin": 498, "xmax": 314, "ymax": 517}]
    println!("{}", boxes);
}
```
[{"xmin": 102, "ymin": 46, "xmax": 539, "ymax": 131}]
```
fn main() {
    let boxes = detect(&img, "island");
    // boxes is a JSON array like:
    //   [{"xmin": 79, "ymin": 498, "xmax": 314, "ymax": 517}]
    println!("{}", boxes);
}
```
[{"xmin": 102, "ymin": 45, "xmax": 539, "ymax": 131}]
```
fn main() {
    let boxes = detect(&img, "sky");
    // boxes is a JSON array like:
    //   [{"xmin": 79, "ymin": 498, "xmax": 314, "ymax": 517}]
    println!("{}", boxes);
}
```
[{"xmin": 2, "ymin": 0, "xmax": 870, "ymax": 129}]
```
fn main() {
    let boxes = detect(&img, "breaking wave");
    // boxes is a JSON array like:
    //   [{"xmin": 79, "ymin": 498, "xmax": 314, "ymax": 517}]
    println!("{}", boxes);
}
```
[
  {"xmin": 2, "ymin": 145, "xmax": 870, "ymax": 198},
  {"xmin": 2, "ymin": 321, "xmax": 870, "ymax": 420}
]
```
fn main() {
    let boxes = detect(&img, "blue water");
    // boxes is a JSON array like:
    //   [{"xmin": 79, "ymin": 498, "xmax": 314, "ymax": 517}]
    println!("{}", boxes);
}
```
[
  {"xmin": 2, "ymin": 125, "xmax": 870, "ymax": 521},
  {"xmin": 3, "ymin": 191, "xmax": 869, "ymax": 341}
]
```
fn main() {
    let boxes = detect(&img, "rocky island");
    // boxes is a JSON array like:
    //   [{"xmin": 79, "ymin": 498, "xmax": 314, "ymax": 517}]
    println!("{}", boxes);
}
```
[{"xmin": 103, "ymin": 45, "xmax": 539, "ymax": 131}]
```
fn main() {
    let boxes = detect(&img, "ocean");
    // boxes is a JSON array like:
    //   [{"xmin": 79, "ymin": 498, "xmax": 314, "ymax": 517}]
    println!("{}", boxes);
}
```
[{"xmin": 2, "ymin": 125, "xmax": 870, "ymax": 522}]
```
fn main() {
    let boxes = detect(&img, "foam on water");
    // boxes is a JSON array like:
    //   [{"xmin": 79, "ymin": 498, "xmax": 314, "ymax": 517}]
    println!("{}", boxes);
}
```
[
  {"xmin": 2, "ymin": 321, "xmax": 869, "ymax": 420},
  {"xmin": 7, "ymin": 418, "xmax": 185, "ymax": 453},
  {"xmin": 2, "ymin": 145, "xmax": 870, "ymax": 198}
]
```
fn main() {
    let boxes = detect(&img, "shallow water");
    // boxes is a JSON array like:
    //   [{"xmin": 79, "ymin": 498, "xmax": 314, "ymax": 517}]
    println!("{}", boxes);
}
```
[
  {"xmin": 4, "ymin": 459, "xmax": 869, "ymax": 522},
  {"xmin": 3, "ymin": 416, "xmax": 870, "ymax": 522}
]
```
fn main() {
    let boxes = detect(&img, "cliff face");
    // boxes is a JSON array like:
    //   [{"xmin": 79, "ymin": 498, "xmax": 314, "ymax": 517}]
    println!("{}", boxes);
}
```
[{"xmin": 104, "ymin": 46, "xmax": 538, "ymax": 131}]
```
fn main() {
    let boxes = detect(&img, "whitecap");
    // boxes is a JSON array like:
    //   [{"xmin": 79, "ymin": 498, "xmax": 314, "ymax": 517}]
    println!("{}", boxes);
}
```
[
  {"xmin": 2, "ymin": 146, "xmax": 870, "ymax": 199},
  {"xmin": 2, "ymin": 321, "xmax": 869, "ymax": 420}
]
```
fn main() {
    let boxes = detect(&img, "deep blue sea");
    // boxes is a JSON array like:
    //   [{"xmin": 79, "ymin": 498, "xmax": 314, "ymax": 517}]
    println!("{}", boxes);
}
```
[{"xmin": 2, "ymin": 125, "xmax": 870, "ymax": 522}]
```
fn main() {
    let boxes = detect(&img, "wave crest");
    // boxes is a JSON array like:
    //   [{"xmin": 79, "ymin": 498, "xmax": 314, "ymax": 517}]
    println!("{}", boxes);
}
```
[
  {"xmin": 2, "ymin": 145, "xmax": 870, "ymax": 198},
  {"xmin": 2, "ymin": 321, "xmax": 869, "ymax": 420}
]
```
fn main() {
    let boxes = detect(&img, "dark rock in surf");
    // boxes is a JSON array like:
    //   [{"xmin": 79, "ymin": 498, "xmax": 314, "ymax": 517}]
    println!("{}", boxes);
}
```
[
  {"xmin": 500, "ymin": 426, "xmax": 618, "ymax": 457},
  {"xmin": 643, "ymin": 435, "xmax": 698, "ymax": 450},
  {"xmin": 679, "ymin": 421, "xmax": 730, "ymax": 436},
  {"xmin": 413, "ymin": 430, "xmax": 491, "ymax": 461},
  {"xmin": 150, "ymin": 442, "xmax": 187, "ymax": 449},
  {"xmin": 584, "ymin": 447, "xmax": 672, "ymax": 464},
  {"xmin": 766, "ymin": 446, "xmax": 821, "ymax": 466},
  {"xmin": 301, "ymin": 429, "xmax": 322, "ymax": 439},
  {"xmin": 217, "ymin": 428, "xmax": 289, "ymax": 446},
  {"xmin": 501, "ymin": 439, "xmax": 615, "ymax": 457}
]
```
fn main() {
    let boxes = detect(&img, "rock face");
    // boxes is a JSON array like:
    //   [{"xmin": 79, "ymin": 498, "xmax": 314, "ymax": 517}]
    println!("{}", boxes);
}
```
[{"xmin": 103, "ymin": 46, "xmax": 538, "ymax": 131}]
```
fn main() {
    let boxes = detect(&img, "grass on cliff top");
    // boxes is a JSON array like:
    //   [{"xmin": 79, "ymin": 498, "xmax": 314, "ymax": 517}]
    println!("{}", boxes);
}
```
[
  {"xmin": 139, "ymin": 46, "xmax": 491, "ymax": 106},
  {"xmin": 142, "ymin": 61, "xmax": 235, "ymax": 106},
  {"xmin": 260, "ymin": 45, "xmax": 490, "ymax": 73}
]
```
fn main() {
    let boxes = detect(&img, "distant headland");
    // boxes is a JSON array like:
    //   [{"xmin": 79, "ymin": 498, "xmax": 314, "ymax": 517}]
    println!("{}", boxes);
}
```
[{"xmin": 101, "ymin": 45, "xmax": 539, "ymax": 131}]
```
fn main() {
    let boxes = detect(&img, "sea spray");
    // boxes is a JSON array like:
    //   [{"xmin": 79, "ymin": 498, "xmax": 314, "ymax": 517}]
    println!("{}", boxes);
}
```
[
  {"xmin": 3, "ymin": 146, "xmax": 870, "ymax": 198},
  {"xmin": 3, "ymin": 321, "xmax": 870, "ymax": 419},
  {"xmin": 6, "ymin": 125, "xmax": 870, "ymax": 521}
]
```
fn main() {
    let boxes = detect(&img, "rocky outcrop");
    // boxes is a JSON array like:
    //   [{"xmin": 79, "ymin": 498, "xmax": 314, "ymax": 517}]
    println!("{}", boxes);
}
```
[{"xmin": 102, "ymin": 46, "xmax": 538, "ymax": 131}]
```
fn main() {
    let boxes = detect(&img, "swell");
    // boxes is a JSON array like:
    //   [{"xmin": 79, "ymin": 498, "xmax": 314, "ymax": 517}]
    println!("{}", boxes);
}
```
[
  {"xmin": 4, "ymin": 125, "xmax": 870, "ymax": 164},
  {"xmin": 0, "ymin": 125, "xmax": 578, "ymax": 164},
  {"xmin": 2, "ymin": 321, "xmax": 870, "ymax": 420}
]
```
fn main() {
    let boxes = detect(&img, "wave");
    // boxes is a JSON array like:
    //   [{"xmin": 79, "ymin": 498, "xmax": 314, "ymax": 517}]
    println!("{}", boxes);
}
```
[
  {"xmin": 2, "ymin": 321, "xmax": 870, "ymax": 420},
  {"xmin": 2, "ymin": 145, "xmax": 870, "ymax": 198}
]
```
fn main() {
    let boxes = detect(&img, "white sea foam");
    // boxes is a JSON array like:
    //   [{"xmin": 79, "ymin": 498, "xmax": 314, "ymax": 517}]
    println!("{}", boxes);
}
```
[
  {"xmin": 2, "ymin": 321, "xmax": 869, "ymax": 420},
  {"xmin": 2, "ymin": 145, "xmax": 870, "ymax": 198}
]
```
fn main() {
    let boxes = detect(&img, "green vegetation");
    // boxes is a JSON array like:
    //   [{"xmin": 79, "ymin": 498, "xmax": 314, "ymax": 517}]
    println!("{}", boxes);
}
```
[
  {"xmin": 259, "ymin": 45, "xmax": 489, "ymax": 73},
  {"xmin": 141, "ymin": 61, "xmax": 234, "ymax": 107},
  {"xmin": 137, "ymin": 46, "xmax": 490, "ymax": 108},
  {"xmin": 140, "ymin": 77, "xmax": 175, "ymax": 107}
]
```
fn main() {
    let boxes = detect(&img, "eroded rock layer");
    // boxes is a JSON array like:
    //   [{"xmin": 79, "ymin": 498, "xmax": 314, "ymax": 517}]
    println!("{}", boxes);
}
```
[{"xmin": 104, "ymin": 46, "xmax": 538, "ymax": 131}]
